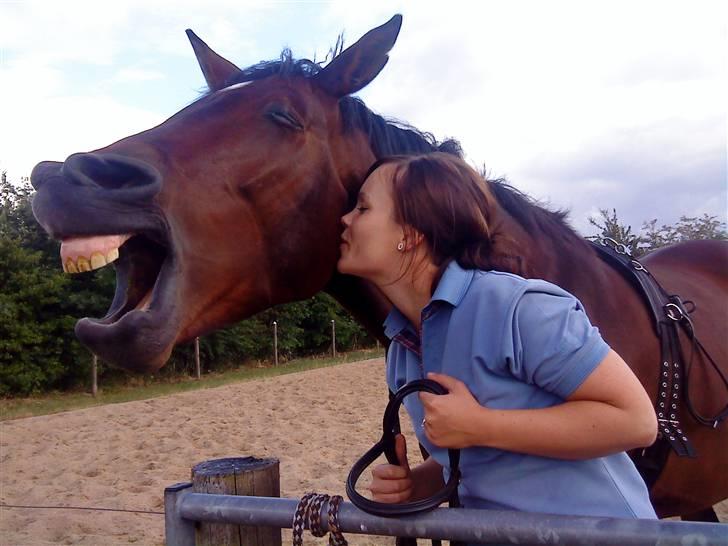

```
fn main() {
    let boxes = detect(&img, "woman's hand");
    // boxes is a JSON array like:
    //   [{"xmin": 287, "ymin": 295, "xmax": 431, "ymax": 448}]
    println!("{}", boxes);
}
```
[
  {"xmin": 369, "ymin": 434, "xmax": 413, "ymax": 503},
  {"xmin": 369, "ymin": 433, "xmax": 446, "ymax": 503},
  {"xmin": 419, "ymin": 372, "xmax": 485, "ymax": 449}
]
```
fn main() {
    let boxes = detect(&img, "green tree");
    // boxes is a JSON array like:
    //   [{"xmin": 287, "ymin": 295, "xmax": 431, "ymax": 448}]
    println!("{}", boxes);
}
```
[
  {"xmin": 642, "ymin": 214, "xmax": 727, "ymax": 250},
  {"xmin": 588, "ymin": 208, "xmax": 727, "ymax": 257},
  {"xmin": 0, "ymin": 237, "xmax": 71, "ymax": 395},
  {"xmin": 587, "ymin": 208, "xmax": 645, "ymax": 256},
  {"xmin": 1, "ymin": 171, "xmax": 117, "ymax": 394}
]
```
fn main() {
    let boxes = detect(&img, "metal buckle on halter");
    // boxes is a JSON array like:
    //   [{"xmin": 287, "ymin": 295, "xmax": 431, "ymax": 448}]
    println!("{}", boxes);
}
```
[
  {"xmin": 600, "ymin": 237, "xmax": 631, "ymax": 256},
  {"xmin": 664, "ymin": 303, "xmax": 685, "ymax": 321}
]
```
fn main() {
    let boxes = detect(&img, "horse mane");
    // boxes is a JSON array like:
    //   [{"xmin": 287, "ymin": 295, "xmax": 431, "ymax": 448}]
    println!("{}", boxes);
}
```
[
  {"xmin": 487, "ymin": 181, "xmax": 586, "ymax": 245},
  {"xmin": 217, "ymin": 50, "xmax": 584, "ymax": 245}
]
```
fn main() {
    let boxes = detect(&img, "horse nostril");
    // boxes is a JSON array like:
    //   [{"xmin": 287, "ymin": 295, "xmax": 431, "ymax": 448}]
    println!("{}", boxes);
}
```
[
  {"xmin": 61, "ymin": 152, "xmax": 161, "ymax": 191},
  {"xmin": 30, "ymin": 161, "xmax": 63, "ymax": 190}
]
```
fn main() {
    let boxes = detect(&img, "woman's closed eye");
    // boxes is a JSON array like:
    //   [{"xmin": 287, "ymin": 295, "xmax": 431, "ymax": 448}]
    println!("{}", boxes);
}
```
[{"xmin": 356, "ymin": 206, "xmax": 369, "ymax": 213}]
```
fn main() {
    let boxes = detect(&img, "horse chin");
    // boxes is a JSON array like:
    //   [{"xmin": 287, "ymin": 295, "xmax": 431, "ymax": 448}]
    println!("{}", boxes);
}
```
[
  {"xmin": 75, "ymin": 310, "xmax": 177, "ymax": 372},
  {"xmin": 75, "ymin": 235, "xmax": 181, "ymax": 372}
]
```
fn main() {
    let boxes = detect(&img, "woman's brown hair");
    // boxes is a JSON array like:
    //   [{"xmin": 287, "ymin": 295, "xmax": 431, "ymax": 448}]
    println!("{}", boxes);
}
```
[{"xmin": 365, "ymin": 152, "xmax": 500, "ymax": 290}]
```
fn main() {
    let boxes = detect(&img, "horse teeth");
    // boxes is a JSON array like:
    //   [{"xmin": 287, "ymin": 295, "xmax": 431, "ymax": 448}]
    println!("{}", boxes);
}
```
[
  {"xmin": 90, "ymin": 252, "xmax": 106, "ymax": 270},
  {"xmin": 76, "ymin": 256, "xmax": 91, "ymax": 272},
  {"xmin": 106, "ymin": 248, "xmax": 119, "ymax": 263},
  {"xmin": 59, "ymin": 233, "xmax": 131, "ymax": 274},
  {"xmin": 62, "ymin": 247, "xmax": 121, "ymax": 274}
]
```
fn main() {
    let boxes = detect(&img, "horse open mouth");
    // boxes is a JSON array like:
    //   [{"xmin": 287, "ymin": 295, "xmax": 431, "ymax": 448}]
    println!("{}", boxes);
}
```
[{"xmin": 61, "ymin": 232, "xmax": 179, "ymax": 370}]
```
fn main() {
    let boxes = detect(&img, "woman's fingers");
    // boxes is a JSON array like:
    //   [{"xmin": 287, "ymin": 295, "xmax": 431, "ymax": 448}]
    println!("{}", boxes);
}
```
[
  {"xmin": 370, "ymin": 487, "xmax": 414, "ymax": 503},
  {"xmin": 369, "ymin": 434, "xmax": 414, "ymax": 503},
  {"xmin": 369, "ymin": 466, "xmax": 413, "ymax": 501},
  {"xmin": 394, "ymin": 433, "xmax": 410, "ymax": 471},
  {"xmin": 371, "ymin": 462, "xmax": 409, "ymax": 480}
]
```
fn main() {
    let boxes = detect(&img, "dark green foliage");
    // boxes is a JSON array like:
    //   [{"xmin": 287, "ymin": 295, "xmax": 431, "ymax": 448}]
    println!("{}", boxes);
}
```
[
  {"xmin": 1, "ymin": 173, "xmax": 119, "ymax": 394},
  {"xmin": 0, "ymin": 238, "xmax": 68, "ymax": 395}
]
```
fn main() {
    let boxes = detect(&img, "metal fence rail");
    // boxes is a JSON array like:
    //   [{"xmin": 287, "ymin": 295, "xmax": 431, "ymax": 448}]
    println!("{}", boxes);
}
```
[{"xmin": 164, "ymin": 482, "xmax": 728, "ymax": 546}]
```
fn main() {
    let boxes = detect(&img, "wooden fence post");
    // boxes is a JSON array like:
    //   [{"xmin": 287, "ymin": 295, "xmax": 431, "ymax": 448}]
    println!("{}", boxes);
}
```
[{"xmin": 191, "ymin": 457, "xmax": 281, "ymax": 546}]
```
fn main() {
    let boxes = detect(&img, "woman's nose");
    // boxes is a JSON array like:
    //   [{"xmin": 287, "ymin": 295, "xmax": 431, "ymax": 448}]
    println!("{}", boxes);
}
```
[{"xmin": 341, "ymin": 211, "xmax": 352, "ymax": 228}]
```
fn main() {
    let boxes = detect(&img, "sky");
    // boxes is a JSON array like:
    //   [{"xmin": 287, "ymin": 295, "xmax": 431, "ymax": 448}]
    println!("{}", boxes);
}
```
[{"xmin": 1, "ymin": 0, "xmax": 726, "ymax": 235}]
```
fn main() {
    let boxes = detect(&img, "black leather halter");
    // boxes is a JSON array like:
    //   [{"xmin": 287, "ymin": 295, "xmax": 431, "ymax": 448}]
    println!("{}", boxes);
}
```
[
  {"xmin": 346, "ymin": 379, "xmax": 461, "ymax": 517},
  {"xmin": 591, "ymin": 238, "xmax": 728, "ymax": 486}
]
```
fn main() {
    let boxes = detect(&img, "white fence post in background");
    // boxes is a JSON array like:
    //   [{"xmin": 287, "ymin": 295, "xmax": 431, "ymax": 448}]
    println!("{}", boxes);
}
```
[
  {"xmin": 273, "ymin": 321, "xmax": 278, "ymax": 366},
  {"xmin": 194, "ymin": 337, "xmax": 201, "ymax": 380},
  {"xmin": 331, "ymin": 319, "xmax": 336, "ymax": 358},
  {"xmin": 91, "ymin": 354, "xmax": 98, "ymax": 397}
]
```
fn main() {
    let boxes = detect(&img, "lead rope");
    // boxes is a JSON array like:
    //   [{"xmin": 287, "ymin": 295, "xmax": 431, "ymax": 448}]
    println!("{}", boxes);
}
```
[{"xmin": 292, "ymin": 492, "xmax": 348, "ymax": 546}]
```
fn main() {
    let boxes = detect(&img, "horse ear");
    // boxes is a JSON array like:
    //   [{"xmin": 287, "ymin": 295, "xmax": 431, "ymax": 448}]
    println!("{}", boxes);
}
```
[
  {"xmin": 314, "ymin": 14, "xmax": 403, "ymax": 97},
  {"xmin": 186, "ymin": 29, "xmax": 241, "ymax": 92}
]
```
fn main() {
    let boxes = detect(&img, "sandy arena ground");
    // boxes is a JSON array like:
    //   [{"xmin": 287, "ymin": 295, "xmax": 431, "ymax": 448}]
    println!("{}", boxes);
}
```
[{"xmin": 1, "ymin": 357, "xmax": 725, "ymax": 545}]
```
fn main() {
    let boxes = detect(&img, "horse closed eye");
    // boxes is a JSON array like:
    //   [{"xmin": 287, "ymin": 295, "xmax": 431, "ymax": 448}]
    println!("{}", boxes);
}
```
[{"xmin": 267, "ymin": 110, "xmax": 304, "ymax": 131}]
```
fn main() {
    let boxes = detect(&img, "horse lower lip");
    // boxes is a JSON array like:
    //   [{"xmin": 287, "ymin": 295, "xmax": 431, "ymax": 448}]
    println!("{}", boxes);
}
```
[
  {"xmin": 76, "ymin": 251, "xmax": 177, "ymax": 370},
  {"xmin": 75, "ymin": 287, "xmax": 178, "ymax": 371},
  {"xmin": 75, "ymin": 310, "xmax": 176, "ymax": 372}
]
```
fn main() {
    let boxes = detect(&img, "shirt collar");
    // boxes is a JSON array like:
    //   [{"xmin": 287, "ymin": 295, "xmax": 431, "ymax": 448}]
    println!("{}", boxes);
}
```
[
  {"xmin": 383, "ymin": 260, "xmax": 475, "ymax": 339},
  {"xmin": 430, "ymin": 259, "xmax": 474, "ymax": 307}
]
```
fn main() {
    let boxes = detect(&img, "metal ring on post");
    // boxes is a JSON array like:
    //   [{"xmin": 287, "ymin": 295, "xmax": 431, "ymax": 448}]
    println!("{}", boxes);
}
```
[{"xmin": 346, "ymin": 379, "xmax": 461, "ymax": 517}]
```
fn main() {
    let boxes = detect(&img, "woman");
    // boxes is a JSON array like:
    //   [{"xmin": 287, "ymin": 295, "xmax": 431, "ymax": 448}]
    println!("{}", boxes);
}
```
[{"xmin": 338, "ymin": 152, "xmax": 657, "ymax": 518}]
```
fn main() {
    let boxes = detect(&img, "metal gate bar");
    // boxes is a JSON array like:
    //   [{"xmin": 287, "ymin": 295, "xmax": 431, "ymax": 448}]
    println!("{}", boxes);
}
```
[{"xmin": 165, "ymin": 482, "xmax": 728, "ymax": 546}]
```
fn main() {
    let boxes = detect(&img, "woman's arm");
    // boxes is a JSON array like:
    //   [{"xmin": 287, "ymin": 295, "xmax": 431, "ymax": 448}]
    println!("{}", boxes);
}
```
[{"xmin": 420, "ymin": 349, "xmax": 657, "ymax": 459}]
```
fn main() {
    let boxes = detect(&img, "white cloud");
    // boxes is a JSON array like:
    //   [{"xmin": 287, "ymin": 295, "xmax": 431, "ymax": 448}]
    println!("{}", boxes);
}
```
[
  {"xmin": 345, "ymin": 0, "xmax": 727, "ymax": 234},
  {"xmin": 0, "ymin": 93, "xmax": 164, "ymax": 179},
  {"xmin": 113, "ymin": 67, "xmax": 166, "ymax": 83},
  {"xmin": 1, "ymin": 0, "xmax": 725, "ymax": 233}
]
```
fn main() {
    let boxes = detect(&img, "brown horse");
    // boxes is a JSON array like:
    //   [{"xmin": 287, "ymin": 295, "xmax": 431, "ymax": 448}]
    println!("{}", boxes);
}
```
[{"xmin": 30, "ymin": 15, "xmax": 726, "ymax": 519}]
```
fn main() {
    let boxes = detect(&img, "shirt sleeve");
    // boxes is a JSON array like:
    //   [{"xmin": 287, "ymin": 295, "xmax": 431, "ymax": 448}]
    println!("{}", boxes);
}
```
[{"xmin": 507, "ymin": 288, "xmax": 610, "ymax": 399}]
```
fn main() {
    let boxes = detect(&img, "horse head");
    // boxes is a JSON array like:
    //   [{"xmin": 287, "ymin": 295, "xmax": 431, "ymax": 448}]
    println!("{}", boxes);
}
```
[{"xmin": 30, "ymin": 15, "xmax": 403, "ymax": 371}]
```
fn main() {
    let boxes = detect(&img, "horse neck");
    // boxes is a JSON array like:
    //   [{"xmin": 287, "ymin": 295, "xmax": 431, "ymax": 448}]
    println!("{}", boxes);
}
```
[{"xmin": 489, "ymin": 206, "xmax": 606, "ymax": 309}]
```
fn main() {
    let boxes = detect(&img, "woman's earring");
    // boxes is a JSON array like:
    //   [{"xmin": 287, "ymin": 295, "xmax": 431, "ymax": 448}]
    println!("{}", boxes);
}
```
[{"xmin": 397, "ymin": 242, "xmax": 404, "ymax": 251}]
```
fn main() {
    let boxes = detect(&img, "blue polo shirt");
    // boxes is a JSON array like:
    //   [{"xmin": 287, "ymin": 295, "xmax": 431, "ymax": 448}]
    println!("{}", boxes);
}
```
[{"xmin": 384, "ymin": 260, "xmax": 656, "ymax": 518}]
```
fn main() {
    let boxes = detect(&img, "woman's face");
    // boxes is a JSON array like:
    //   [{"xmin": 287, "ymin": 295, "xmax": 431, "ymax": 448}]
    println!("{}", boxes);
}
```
[{"xmin": 338, "ymin": 164, "xmax": 405, "ymax": 282}]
